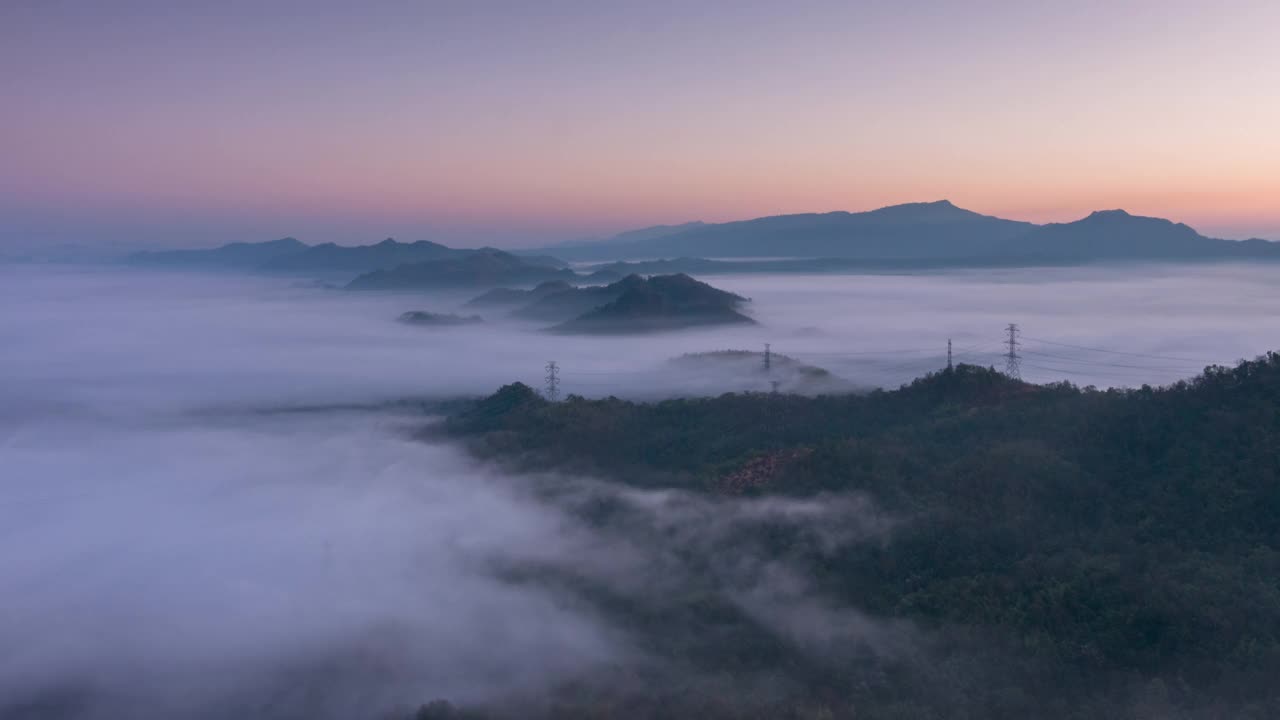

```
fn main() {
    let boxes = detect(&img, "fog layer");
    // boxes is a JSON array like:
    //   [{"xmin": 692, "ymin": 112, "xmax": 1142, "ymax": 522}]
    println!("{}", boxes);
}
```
[{"xmin": 3, "ymin": 263, "xmax": 1278, "ymax": 717}]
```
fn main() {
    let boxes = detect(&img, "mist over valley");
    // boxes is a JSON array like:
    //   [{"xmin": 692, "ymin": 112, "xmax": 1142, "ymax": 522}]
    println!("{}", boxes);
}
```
[
  {"xmin": 7, "ymin": 2, "xmax": 1280, "ymax": 715},
  {"xmin": 5, "ymin": 260, "xmax": 1280, "ymax": 717}
]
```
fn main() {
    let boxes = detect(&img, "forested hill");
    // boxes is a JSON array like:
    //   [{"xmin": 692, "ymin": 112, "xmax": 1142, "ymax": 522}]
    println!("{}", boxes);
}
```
[{"xmin": 432, "ymin": 356, "xmax": 1280, "ymax": 718}]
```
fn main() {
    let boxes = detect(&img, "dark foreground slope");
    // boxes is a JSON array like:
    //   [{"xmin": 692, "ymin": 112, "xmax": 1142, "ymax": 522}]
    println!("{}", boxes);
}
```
[{"xmin": 430, "ymin": 357, "xmax": 1280, "ymax": 719}]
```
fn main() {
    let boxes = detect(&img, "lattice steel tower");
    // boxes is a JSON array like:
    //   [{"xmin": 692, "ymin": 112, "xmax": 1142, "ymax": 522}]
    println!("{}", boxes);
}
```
[
  {"xmin": 1004, "ymin": 324, "xmax": 1021, "ymax": 380},
  {"xmin": 544, "ymin": 361, "xmax": 560, "ymax": 401}
]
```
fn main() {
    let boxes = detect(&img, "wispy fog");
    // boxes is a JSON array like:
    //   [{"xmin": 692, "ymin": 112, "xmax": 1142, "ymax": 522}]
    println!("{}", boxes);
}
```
[
  {"xmin": 1, "ymin": 412, "xmax": 620, "ymax": 717},
  {"xmin": 3, "ymin": 263, "xmax": 1278, "ymax": 717}
]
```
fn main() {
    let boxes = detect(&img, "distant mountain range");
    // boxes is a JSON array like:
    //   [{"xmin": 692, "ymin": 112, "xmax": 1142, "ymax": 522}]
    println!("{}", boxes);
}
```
[
  {"xmin": 530, "ymin": 201, "xmax": 1280, "ymax": 263},
  {"xmin": 548, "ymin": 221, "xmax": 706, "ymax": 250},
  {"xmin": 120, "ymin": 202, "xmax": 1280, "ymax": 289},
  {"xmin": 127, "ymin": 237, "xmax": 310, "ymax": 269},
  {"xmin": 345, "ymin": 248, "xmax": 576, "ymax": 290},
  {"xmin": 127, "ymin": 237, "xmax": 566, "ymax": 278},
  {"xmin": 1008, "ymin": 210, "xmax": 1278, "ymax": 261}
]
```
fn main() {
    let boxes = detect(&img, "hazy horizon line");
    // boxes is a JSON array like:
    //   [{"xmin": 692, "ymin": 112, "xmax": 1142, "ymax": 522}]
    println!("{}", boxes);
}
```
[
  {"xmin": 4, "ymin": 198, "xmax": 1278, "ymax": 257},
  {"xmin": 119, "ymin": 200, "xmax": 1280, "ymax": 253}
]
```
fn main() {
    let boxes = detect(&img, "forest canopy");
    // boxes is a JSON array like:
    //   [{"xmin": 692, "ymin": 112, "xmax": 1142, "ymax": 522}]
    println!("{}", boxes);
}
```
[{"xmin": 429, "ymin": 355, "xmax": 1280, "ymax": 719}]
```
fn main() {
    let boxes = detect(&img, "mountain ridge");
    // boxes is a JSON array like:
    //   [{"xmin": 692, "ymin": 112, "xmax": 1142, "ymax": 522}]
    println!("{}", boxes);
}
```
[
  {"xmin": 529, "ymin": 202, "xmax": 1278, "ymax": 262},
  {"xmin": 122, "ymin": 203, "xmax": 1280, "ymax": 278},
  {"xmin": 126, "ymin": 237, "xmax": 568, "ymax": 280},
  {"xmin": 345, "ymin": 248, "xmax": 577, "ymax": 290}
]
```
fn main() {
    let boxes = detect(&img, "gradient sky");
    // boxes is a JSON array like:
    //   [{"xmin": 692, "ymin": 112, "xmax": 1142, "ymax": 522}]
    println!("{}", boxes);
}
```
[{"xmin": 3, "ymin": 0, "xmax": 1279, "ymax": 249}]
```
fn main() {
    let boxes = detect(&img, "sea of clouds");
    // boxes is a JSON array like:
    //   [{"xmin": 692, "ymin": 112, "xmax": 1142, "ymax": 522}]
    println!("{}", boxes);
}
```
[{"xmin": 3, "ymin": 262, "xmax": 1279, "ymax": 717}]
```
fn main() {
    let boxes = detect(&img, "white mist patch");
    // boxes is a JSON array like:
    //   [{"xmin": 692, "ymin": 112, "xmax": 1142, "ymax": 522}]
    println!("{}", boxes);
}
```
[
  {"xmin": 6, "ymin": 264, "xmax": 1277, "ymax": 405},
  {"xmin": 0, "ymin": 267, "xmax": 631, "ymax": 718},
  {"xmin": 700, "ymin": 265, "xmax": 1280, "ymax": 389},
  {"xmin": 0, "ymin": 412, "xmax": 620, "ymax": 718}
]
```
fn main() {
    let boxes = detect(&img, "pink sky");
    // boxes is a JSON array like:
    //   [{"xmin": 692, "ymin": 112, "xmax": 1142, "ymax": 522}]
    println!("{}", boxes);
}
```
[{"xmin": 3, "ymin": 1, "xmax": 1278, "ymax": 247}]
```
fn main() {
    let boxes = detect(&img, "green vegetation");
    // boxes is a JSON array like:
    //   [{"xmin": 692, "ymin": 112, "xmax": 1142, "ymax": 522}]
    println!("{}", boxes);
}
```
[{"xmin": 431, "ymin": 355, "xmax": 1280, "ymax": 718}]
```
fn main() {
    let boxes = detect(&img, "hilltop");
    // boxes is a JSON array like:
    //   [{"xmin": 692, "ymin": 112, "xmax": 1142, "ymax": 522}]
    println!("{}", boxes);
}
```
[
  {"xmin": 509, "ymin": 275, "xmax": 648, "ymax": 323},
  {"xmin": 397, "ymin": 311, "xmax": 483, "ymax": 327},
  {"xmin": 546, "ymin": 274, "xmax": 753, "ymax": 334},
  {"xmin": 669, "ymin": 349, "xmax": 854, "ymax": 394}
]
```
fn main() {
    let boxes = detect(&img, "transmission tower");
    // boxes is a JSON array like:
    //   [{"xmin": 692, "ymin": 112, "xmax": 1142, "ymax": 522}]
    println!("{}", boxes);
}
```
[
  {"xmin": 947, "ymin": 338, "xmax": 953, "ymax": 370},
  {"xmin": 544, "ymin": 360, "xmax": 560, "ymax": 401},
  {"xmin": 763, "ymin": 343, "xmax": 772, "ymax": 372},
  {"xmin": 1004, "ymin": 324, "xmax": 1021, "ymax": 380}
]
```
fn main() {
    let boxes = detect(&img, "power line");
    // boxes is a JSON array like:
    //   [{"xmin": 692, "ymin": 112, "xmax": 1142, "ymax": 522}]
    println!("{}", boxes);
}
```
[
  {"xmin": 1005, "ymin": 323, "xmax": 1021, "ymax": 380},
  {"xmin": 1020, "ymin": 348, "xmax": 1206, "ymax": 372},
  {"xmin": 1020, "ymin": 361, "xmax": 1181, "ymax": 385},
  {"xmin": 1019, "ymin": 335, "xmax": 1204, "ymax": 363},
  {"xmin": 560, "ymin": 369, "xmax": 650, "ymax": 376},
  {"xmin": 796, "ymin": 347, "xmax": 940, "ymax": 357}
]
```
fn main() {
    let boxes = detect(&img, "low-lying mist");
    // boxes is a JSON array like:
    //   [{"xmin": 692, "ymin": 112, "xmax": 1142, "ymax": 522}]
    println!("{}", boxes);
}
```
[
  {"xmin": 2, "ymin": 412, "xmax": 621, "ymax": 718},
  {"xmin": 4, "ymin": 262, "xmax": 1279, "ymax": 717}
]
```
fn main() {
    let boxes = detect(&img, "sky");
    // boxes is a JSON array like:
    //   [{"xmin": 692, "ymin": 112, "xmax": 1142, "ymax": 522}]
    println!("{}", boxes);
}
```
[{"xmin": 3, "ymin": 0, "xmax": 1279, "ymax": 249}]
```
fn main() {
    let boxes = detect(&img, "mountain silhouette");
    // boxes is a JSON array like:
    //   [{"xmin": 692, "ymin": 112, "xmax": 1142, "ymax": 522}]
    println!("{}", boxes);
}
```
[
  {"xmin": 346, "ymin": 248, "xmax": 576, "ymax": 290},
  {"xmin": 544, "ymin": 201, "xmax": 1034, "ymax": 260},
  {"xmin": 127, "ymin": 237, "xmax": 308, "ymax": 268},
  {"xmin": 548, "ymin": 274, "xmax": 753, "ymax": 334},
  {"xmin": 463, "ymin": 280, "xmax": 576, "ymax": 308},
  {"xmin": 533, "ymin": 201, "xmax": 1279, "ymax": 264},
  {"xmin": 1003, "ymin": 210, "xmax": 1280, "ymax": 261},
  {"xmin": 261, "ymin": 238, "xmax": 461, "ymax": 273},
  {"xmin": 512, "ymin": 275, "xmax": 649, "ymax": 323},
  {"xmin": 128, "ymin": 238, "xmax": 569, "ymax": 280}
]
